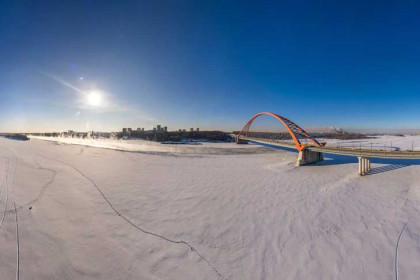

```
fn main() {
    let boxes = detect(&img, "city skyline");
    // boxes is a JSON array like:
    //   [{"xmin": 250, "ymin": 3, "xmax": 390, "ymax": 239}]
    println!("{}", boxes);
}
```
[{"xmin": 2, "ymin": 1, "xmax": 420, "ymax": 133}]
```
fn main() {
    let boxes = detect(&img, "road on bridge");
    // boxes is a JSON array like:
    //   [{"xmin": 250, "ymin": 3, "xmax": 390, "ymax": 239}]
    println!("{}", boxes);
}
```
[
  {"xmin": 237, "ymin": 136, "xmax": 420, "ymax": 176},
  {"xmin": 238, "ymin": 136, "xmax": 420, "ymax": 159}
]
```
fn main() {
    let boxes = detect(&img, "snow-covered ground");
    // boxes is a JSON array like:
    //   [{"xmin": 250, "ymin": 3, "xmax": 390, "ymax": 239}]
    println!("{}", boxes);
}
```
[
  {"xmin": 1, "ymin": 136, "xmax": 420, "ymax": 279},
  {"xmin": 323, "ymin": 135, "xmax": 420, "ymax": 151},
  {"xmin": 28, "ymin": 135, "xmax": 274, "ymax": 155}
]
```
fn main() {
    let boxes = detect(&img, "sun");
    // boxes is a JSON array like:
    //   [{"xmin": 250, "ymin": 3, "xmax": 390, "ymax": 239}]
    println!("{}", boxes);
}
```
[{"xmin": 87, "ymin": 91, "xmax": 102, "ymax": 107}]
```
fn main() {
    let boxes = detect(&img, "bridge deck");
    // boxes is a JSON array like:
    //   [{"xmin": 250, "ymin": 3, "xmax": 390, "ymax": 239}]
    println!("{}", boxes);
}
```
[
  {"xmin": 239, "ymin": 137, "xmax": 296, "ymax": 149},
  {"xmin": 240, "ymin": 137, "xmax": 420, "ymax": 159}
]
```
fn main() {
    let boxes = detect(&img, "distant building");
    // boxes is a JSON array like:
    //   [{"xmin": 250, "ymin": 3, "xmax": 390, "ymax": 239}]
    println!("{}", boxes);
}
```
[
  {"xmin": 183, "ymin": 129, "xmax": 186, "ymax": 132},
  {"xmin": 164, "ymin": 126, "xmax": 167, "ymax": 132},
  {"xmin": 178, "ymin": 129, "xmax": 182, "ymax": 132},
  {"xmin": 196, "ymin": 128, "xmax": 199, "ymax": 132},
  {"xmin": 190, "ymin": 128, "xmax": 193, "ymax": 132},
  {"xmin": 122, "ymin": 128, "xmax": 127, "ymax": 133},
  {"xmin": 153, "ymin": 127, "xmax": 156, "ymax": 132},
  {"xmin": 157, "ymin": 125, "xmax": 161, "ymax": 131},
  {"xmin": 137, "ymin": 127, "xmax": 141, "ymax": 131}
]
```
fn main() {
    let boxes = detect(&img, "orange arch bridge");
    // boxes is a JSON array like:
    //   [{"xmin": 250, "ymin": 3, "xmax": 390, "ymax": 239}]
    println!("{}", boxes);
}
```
[{"xmin": 237, "ymin": 112, "xmax": 325, "ymax": 151}]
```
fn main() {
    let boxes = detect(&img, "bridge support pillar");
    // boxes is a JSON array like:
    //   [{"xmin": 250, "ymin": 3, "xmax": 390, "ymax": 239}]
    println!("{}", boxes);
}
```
[
  {"xmin": 296, "ymin": 150, "xmax": 324, "ymax": 166},
  {"xmin": 236, "ymin": 138, "xmax": 249, "ymax": 144},
  {"xmin": 358, "ymin": 157, "xmax": 371, "ymax": 176}
]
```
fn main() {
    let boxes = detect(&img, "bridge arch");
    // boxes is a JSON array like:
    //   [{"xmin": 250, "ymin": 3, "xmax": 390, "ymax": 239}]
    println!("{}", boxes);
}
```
[{"xmin": 237, "ymin": 112, "xmax": 324, "ymax": 151}]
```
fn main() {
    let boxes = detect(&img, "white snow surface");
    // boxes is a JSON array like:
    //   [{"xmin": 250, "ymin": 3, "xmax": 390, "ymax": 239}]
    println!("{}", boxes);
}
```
[
  {"xmin": 29, "ymin": 136, "xmax": 274, "ymax": 155},
  {"xmin": 1, "ymin": 136, "xmax": 420, "ymax": 279},
  {"xmin": 323, "ymin": 135, "xmax": 420, "ymax": 151}
]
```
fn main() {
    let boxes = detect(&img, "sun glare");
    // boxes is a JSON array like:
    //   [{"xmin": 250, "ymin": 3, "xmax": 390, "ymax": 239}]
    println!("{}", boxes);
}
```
[{"xmin": 87, "ymin": 91, "xmax": 102, "ymax": 107}]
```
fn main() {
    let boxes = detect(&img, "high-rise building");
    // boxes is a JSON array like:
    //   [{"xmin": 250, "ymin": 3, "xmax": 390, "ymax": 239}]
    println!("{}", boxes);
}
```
[
  {"xmin": 164, "ymin": 126, "xmax": 167, "ymax": 132},
  {"xmin": 157, "ymin": 125, "xmax": 161, "ymax": 131},
  {"xmin": 196, "ymin": 128, "xmax": 199, "ymax": 132},
  {"xmin": 190, "ymin": 128, "xmax": 193, "ymax": 132}
]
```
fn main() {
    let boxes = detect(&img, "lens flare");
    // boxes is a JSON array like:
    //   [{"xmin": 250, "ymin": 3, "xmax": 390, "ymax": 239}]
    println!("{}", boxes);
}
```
[{"xmin": 87, "ymin": 92, "xmax": 102, "ymax": 107}]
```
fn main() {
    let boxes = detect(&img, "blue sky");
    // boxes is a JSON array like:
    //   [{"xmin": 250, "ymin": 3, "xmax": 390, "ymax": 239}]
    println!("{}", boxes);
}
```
[{"xmin": 1, "ymin": 0, "xmax": 420, "ymax": 132}]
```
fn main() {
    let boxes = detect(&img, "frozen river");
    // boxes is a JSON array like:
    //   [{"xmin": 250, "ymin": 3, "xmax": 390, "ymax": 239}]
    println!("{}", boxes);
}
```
[{"xmin": 1, "ymin": 137, "xmax": 420, "ymax": 279}]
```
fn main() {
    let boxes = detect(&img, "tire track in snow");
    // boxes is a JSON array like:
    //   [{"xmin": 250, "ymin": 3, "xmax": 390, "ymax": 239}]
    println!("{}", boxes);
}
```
[
  {"xmin": 0, "ymin": 147, "xmax": 21, "ymax": 280},
  {"xmin": 1, "ymin": 160, "xmax": 57, "ymax": 215},
  {"xmin": 0, "ymin": 157, "xmax": 9, "ymax": 229},
  {"xmin": 39, "ymin": 154, "xmax": 227, "ymax": 280},
  {"xmin": 14, "ymin": 201, "xmax": 20, "ymax": 280},
  {"xmin": 0, "ymin": 148, "xmax": 58, "ymax": 215},
  {"xmin": 394, "ymin": 223, "xmax": 407, "ymax": 280},
  {"xmin": 0, "ymin": 157, "xmax": 8, "ymax": 198},
  {"xmin": 22, "ymin": 160, "xmax": 57, "ymax": 210}
]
